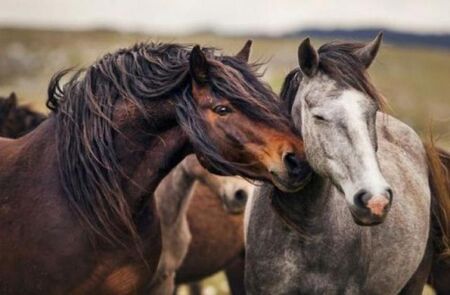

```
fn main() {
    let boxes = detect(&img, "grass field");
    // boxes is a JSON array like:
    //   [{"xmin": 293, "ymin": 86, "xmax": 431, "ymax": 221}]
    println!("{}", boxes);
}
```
[
  {"xmin": 0, "ymin": 28, "xmax": 446, "ymax": 294},
  {"xmin": 0, "ymin": 28, "xmax": 449, "ymax": 150},
  {"xmin": 0, "ymin": 29, "xmax": 450, "ymax": 148}
]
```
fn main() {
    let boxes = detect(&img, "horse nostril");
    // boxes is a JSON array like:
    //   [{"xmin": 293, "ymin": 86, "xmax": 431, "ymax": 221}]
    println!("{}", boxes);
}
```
[
  {"xmin": 234, "ymin": 189, "xmax": 247, "ymax": 202},
  {"xmin": 354, "ymin": 189, "xmax": 371, "ymax": 208},
  {"xmin": 386, "ymin": 188, "xmax": 393, "ymax": 201},
  {"xmin": 283, "ymin": 152, "xmax": 302, "ymax": 173}
]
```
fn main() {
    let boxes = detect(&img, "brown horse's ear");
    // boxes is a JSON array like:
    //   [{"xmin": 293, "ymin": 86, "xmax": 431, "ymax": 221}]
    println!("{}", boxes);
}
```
[
  {"xmin": 354, "ymin": 32, "xmax": 383, "ymax": 68},
  {"xmin": 298, "ymin": 38, "xmax": 319, "ymax": 77},
  {"xmin": 7, "ymin": 92, "xmax": 17, "ymax": 106},
  {"xmin": 235, "ymin": 40, "xmax": 252, "ymax": 62},
  {"xmin": 189, "ymin": 45, "xmax": 209, "ymax": 84}
]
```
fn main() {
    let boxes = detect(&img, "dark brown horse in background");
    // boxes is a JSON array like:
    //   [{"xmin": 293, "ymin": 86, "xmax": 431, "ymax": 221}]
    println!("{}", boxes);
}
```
[
  {"xmin": 0, "ymin": 42, "xmax": 311, "ymax": 294},
  {"xmin": 175, "ymin": 181, "xmax": 246, "ymax": 295},
  {"xmin": 0, "ymin": 92, "xmax": 45, "ymax": 138}
]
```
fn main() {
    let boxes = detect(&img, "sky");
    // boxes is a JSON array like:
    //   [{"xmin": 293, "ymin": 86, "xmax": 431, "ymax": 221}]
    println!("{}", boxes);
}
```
[{"xmin": 0, "ymin": 0, "xmax": 449, "ymax": 35}]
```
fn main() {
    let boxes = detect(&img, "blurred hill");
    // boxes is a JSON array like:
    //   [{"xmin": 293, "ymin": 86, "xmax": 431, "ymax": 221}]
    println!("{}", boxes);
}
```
[
  {"xmin": 284, "ymin": 28, "xmax": 450, "ymax": 50},
  {"xmin": 0, "ymin": 27, "xmax": 449, "ymax": 148}
]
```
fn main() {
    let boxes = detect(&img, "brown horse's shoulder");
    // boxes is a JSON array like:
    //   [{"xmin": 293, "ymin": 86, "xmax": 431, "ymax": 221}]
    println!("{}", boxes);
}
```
[
  {"xmin": 72, "ymin": 260, "xmax": 153, "ymax": 295},
  {"xmin": 0, "ymin": 137, "xmax": 19, "ymax": 162}
]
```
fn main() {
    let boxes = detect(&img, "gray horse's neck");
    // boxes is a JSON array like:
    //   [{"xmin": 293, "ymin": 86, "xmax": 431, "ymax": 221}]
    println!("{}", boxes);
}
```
[{"xmin": 270, "ymin": 174, "xmax": 337, "ymax": 236}]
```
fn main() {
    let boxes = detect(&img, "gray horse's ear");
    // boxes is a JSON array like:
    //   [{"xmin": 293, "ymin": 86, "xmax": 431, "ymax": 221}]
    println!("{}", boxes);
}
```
[
  {"xmin": 355, "ymin": 32, "xmax": 383, "ymax": 68},
  {"xmin": 235, "ymin": 40, "xmax": 252, "ymax": 62},
  {"xmin": 190, "ymin": 45, "xmax": 209, "ymax": 84},
  {"xmin": 298, "ymin": 38, "xmax": 319, "ymax": 77}
]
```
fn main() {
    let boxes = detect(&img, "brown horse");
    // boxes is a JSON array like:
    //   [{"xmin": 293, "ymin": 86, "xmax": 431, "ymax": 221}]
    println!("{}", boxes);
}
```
[
  {"xmin": 0, "ymin": 92, "xmax": 46, "ymax": 138},
  {"xmin": 0, "ymin": 97, "xmax": 249, "ymax": 294},
  {"xmin": 0, "ymin": 93, "xmax": 252, "ymax": 294},
  {"xmin": 0, "ymin": 42, "xmax": 311, "ymax": 294},
  {"xmin": 175, "ymin": 181, "xmax": 247, "ymax": 295}
]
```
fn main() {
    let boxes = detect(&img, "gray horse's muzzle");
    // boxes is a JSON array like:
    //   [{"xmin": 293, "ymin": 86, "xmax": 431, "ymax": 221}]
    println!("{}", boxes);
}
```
[{"xmin": 349, "ymin": 188, "xmax": 393, "ymax": 225}]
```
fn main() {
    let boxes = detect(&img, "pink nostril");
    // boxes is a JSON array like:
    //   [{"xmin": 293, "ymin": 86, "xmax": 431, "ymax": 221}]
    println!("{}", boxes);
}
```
[{"xmin": 366, "ymin": 195, "xmax": 390, "ymax": 216}]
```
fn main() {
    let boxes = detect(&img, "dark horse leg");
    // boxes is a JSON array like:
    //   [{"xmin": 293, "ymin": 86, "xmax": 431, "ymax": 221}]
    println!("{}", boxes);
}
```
[
  {"xmin": 399, "ymin": 236, "xmax": 434, "ymax": 295},
  {"xmin": 428, "ymin": 256, "xmax": 450, "ymax": 294},
  {"xmin": 187, "ymin": 282, "xmax": 202, "ymax": 295},
  {"xmin": 225, "ymin": 251, "xmax": 246, "ymax": 295},
  {"xmin": 428, "ymin": 149, "xmax": 450, "ymax": 295}
]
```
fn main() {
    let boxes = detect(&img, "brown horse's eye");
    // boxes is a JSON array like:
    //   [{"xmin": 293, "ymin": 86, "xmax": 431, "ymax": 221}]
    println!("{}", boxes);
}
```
[{"xmin": 213, "ymin": 105, "xmax": 232, "ymax": 116}]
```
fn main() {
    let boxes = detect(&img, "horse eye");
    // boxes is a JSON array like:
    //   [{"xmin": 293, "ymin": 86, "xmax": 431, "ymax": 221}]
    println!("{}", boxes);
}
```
[
  {"xmin": 213, "ymin": 105, "xmax": 232, "ymax": 116},
  {"xmin": 313, "ymin": 114, "xmax": 327, "ymax": 121}
]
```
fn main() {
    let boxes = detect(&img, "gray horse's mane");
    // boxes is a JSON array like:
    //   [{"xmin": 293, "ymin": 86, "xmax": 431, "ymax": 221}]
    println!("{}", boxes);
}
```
[{"xmin": 280, "ymin": 41, "xmax": 387, "ymax": 112}]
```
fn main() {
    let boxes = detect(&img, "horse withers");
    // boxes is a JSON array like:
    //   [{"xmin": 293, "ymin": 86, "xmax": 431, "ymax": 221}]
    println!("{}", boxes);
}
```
[{"xmin": 245, "ymin": 34, "xmax": 450, "ymax": 294}]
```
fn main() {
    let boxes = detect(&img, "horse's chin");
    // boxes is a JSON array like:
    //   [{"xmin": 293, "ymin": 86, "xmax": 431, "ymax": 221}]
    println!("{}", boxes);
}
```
[
  {"xmin": 271, "ymin": 173, "xmax": 312, "ymax": 193},
  {"xmin": 348, "ymin": 207, "xmax": 387, "ymax": 226}
]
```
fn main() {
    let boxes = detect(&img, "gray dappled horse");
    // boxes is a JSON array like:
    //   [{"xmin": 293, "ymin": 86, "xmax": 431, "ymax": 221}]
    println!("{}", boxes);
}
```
[{"xmin": 245, "ymin": 34, "xmax": 449, "ymax": 294}]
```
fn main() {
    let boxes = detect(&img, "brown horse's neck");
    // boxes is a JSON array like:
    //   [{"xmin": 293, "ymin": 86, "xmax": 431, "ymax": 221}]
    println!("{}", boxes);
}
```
[{"xmin": 113, "ymin": 99, "xmax": 192, "ymax": 210}]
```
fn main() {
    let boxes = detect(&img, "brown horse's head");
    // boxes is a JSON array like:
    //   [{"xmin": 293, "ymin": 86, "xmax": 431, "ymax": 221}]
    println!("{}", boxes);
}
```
[
  {"xmin": 0, "ymin": 92, "xmax": 17, "ymax": 128},
  {"xmin": 178, "ymin": 42, "xmax": 311, "ymax": 192}
]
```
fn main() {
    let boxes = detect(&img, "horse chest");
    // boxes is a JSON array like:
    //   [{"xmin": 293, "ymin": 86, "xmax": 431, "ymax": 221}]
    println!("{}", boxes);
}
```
[
  {"xmin": 247, "ymin": 188, "xmax": 428, "ymax": 295},
  {"xmin": 73, "ymin": 261, "xmax": 152, "ymax": 295},
  {"xmin": 74, "ymin": 219, "xmax": 162, "ymax": 295},
  {"xmin": 286, "ymin": 234, "xmax": 368, "ymax": 294},
  {"xmin": 246, "ymin": 192, "xmax": 370, "ymax": 294}
]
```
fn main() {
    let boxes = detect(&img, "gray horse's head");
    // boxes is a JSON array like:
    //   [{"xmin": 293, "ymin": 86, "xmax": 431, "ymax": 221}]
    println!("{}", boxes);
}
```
[{"xmin": 290, "ymin": 33, "xmax": 393, "ymax": 225}]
